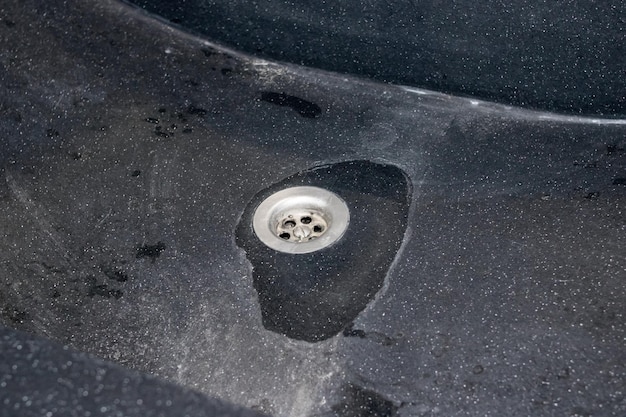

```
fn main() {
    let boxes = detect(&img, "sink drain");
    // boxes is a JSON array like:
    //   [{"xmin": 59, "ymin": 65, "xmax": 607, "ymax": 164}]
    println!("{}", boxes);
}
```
[{"xmin": 252, "ymin": 186, "xmax": 350, "ymax": 254}]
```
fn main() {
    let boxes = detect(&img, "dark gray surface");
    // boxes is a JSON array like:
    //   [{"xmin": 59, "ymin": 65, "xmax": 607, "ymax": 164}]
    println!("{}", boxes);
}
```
[
  {"xmin": 129, "ymin": 0, "xmax": 626, "ymax": 116},
  {"xmin": 0, "ymin": 326, "xmax": 267, "ymax": 417},
  {"xmin": 0, "ymin": 0, "xmax": 625, "ymax": 416}
]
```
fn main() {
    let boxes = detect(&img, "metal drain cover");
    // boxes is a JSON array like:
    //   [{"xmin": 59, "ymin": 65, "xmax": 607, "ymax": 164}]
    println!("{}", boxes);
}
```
[{"xmin": 252, "ymin": 186, "xmax": 350, "ymax": 254}]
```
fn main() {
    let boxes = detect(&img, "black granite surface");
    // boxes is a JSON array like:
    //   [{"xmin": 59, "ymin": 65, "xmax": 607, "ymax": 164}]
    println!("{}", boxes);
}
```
[
  {"xmin": 0, "ymin": 0, "xmax": 624, "ymax": 416},
  {"xmin": 0, "ymin": 326, "xmax": 267, "ymax": 417},
  {"xmin": 129, "ymin": 0, "xmax": 626, "ymax": 116}
]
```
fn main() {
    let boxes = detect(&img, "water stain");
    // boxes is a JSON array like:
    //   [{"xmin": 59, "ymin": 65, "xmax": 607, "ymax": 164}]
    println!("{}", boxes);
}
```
[
  {"xmin": 100, "ymin": 265, "xmax": 129, "ymax": 283},
  {"xmin": 136, "ymin": 242, "xmax": 166, "ymax": 262},
  {"xmin": 260, "ymin": 91, "xmax": 322, "ymax": 118},
  {"xmin": 86, "ymin": 276, "xmax": 123, "ymax": 299}
]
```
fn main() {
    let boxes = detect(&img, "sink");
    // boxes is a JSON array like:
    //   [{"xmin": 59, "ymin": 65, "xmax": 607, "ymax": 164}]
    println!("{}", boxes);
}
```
[{"xmin": 1, "ymin": 1, "xmax": 624, "ymax": 416}]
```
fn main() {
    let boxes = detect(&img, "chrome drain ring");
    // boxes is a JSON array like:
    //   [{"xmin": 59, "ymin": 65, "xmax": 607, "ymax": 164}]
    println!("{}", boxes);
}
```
[{"xmin": 252, "ymin": 186, "xmax": 350, "ymax": 254}]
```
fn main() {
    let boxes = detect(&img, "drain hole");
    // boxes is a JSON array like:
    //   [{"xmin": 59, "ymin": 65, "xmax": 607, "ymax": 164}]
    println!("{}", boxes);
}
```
[
  {"xmin": 274, "ymin": 209, "xmax": 331, "ymax": 244},
  {"xmin": 251, "ymin": 186, "xmax": 350, "ymax": 254}
]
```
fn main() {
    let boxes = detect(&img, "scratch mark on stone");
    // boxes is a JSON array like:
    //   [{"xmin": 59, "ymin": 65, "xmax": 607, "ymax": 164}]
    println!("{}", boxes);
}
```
[{"xmin": 5, "ymin": 168, "xmax": 71, "ymax": 262}]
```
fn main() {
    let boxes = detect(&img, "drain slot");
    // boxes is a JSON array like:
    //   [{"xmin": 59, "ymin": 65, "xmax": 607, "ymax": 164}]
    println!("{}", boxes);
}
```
[
  {"xmin": 276, "ymin": 210, "xmax": 327, "ymax": 242},
  {"xmin": 252, "ymin": 186, "xmax": 349, "ymax": 254}
]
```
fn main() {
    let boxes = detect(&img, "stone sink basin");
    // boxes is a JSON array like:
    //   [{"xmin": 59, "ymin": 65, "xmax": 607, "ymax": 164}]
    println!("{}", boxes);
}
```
[{"xmin": 0, "ymin": 1, "xmax": 624, "ymax": 416}]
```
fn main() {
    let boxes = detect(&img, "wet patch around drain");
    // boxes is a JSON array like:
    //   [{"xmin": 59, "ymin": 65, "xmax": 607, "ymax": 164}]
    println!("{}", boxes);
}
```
[{"xmin": 236, "ymin": 161, "xmax": 411, "ymax": 342}]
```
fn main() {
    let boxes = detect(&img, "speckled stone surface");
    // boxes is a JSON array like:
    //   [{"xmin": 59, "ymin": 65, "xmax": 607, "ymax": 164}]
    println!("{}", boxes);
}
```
[
  {"xmin": 0, "ymin": 326, "xmax": 267, "ymax": 417},
  {"xmin": 0, "ymin": 0, "xmax": 624, "ymax": 416},
  {"xmin": 130, "ymin": 0, "xmax": 626, "ymax": 116}
]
